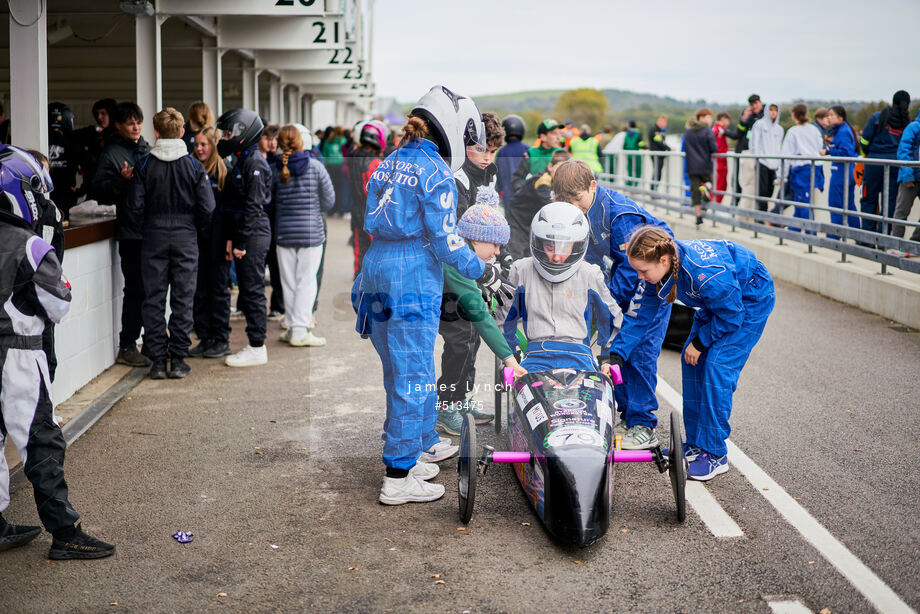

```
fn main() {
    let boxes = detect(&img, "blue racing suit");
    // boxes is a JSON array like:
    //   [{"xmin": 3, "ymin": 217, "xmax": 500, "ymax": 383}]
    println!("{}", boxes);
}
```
[
  {"xmin": 826, "ymin": 122, "xmax": 860, "ymax": 238},
  {"xmin": 352, "ymin": 138, "xmax": 485, "ymax": 471},
  {"xmin": 496, "ymin": 139, "xmax": 530, "ymax": 206},
  {"xmin": 658, "ymin": 240, "xmax": 775, "ymax": 456},
  {"xmin": 859, "ymin": 110, "xmax": 905, "ymax": 233},
  {"xmin": 585, "ymin": 186, "xmax": 673, "ymax": 429}
]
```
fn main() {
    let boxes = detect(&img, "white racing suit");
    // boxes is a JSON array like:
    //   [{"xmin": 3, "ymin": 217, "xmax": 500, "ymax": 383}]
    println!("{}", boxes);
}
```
[{"xmin": 0, "ymin": 226, "xmax": 78, "ymax": 532}]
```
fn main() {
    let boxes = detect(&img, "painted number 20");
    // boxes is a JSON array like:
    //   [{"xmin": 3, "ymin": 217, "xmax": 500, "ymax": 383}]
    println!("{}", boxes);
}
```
[
  {"xmin": 312, "ymin": 21, "xmax": 341, "ymax": 44},
  {"xmin": 275, "ymin": 0, "xmax": 318, "ymax": 6}
]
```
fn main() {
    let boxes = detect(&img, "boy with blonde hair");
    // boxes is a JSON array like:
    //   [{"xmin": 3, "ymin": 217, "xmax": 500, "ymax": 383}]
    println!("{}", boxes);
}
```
[{"xmin": 127, "ymin": 107, "xmax": 216, "ymax": 379}]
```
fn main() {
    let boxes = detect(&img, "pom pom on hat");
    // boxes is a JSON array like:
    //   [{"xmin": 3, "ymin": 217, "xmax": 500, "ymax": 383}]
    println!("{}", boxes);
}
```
[
  {"xmin": 457, "ymin": 203, "xmax": 510, "ymax": 245},
  {"xmin": 474, "ymin": 185, "xmax": 500, "ymax": 208}
]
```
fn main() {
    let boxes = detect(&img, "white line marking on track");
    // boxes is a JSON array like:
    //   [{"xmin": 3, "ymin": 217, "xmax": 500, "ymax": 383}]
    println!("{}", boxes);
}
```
[
  {"xmin": 767, "ymin": 600, "xmax": 812, "ymax": 614},
  {"xmin": 685, "ymin": 481, "xmax": 743, "ymax": 537},
  {"xmin": 656, "ymin": 378, "xmax": 741, "ymax": 537},
  {"xmin": 656, "ymin": 377, "xmax": 917, "ymax": 614}
]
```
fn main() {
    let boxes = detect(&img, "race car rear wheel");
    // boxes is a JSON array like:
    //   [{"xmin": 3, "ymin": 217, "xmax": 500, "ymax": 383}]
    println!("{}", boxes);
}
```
[
  {"xmin": 458, "ymin": 412, "xmax": 478, "ymax": 524},
  {"xmin": 494, "ymin": 358, "xmax": 503, "ymax": 434},
  {"xmin": 669, "ymin": 411, "xmax": 687, "ymax": 523}
]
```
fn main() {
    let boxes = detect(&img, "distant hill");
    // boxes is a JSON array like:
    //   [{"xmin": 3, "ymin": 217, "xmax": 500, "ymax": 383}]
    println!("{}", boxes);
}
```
[{"xmin": 473, "ymin": 88, "xmax": 706, "ymax": 113}]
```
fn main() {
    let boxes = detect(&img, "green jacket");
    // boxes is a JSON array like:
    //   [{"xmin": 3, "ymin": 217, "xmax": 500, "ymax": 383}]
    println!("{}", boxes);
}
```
[
  {"xmin": 527, "ymin": 145, "xmax": 562, "ymax": 176},
  {"xmin": 443, "ymin": 263, "xmax": 513, "ymax": 361}
]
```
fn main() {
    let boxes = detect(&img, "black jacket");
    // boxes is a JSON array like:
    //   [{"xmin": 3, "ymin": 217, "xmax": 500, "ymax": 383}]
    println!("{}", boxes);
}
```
[
  {"xmin": 222, "ymin": 147, "xmax": 272, "ymax": 251},
  {"xmin": 505, "ymin": 170, "xmax": 554, "ymax": 260},
  {"xmin": 684, "ymin": 121, "xmax": 718, "ymax": 175},
  {"xmin": 345, "ymin": 146, "xmax": 383, "ymax": 233},
  {"xmin": 454, "ymin": 158, "xmax": 497, "ymax": 218},
  {"xmin": 91, "ymin": 132, "xmax": 150, "ymax": 240},
  {"xmin": 724, "ymin": 109, "xmax": 763, "ymax": 152},
  {"xmin": 648, "ymin": 125, "xmax": 671, "ymax": 152},
  {"xmin": 126, "ymin": 139, "xmax": 215, "ymax": 236}
]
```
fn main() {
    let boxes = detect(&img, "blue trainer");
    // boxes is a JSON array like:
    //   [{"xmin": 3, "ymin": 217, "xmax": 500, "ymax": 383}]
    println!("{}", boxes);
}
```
[
  {"xmin": 687, "ymin": 452, "xmax": 729, "ymax": 481},
  {"xmin": 662, "ymin": 443, "xmax": 701, "ymax": 462}
]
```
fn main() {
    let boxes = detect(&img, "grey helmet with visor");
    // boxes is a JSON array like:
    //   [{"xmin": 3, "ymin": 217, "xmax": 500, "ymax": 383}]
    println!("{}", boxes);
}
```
[
  {"xmin": 530, "ymin": 201, "xmax": 589, "ymax": 283},
  {"xmin": 411, "ymin": 85, "xmax": 485, "ymax": 172}
]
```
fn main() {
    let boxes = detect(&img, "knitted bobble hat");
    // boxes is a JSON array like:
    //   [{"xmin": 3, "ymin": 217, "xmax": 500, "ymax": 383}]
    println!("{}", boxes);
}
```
[
  {"xmin": 474, "ymin": 185, "xmax": 500, "ymax": 208},
  {"xmin": 457, "ymin": 203, "xmax": 510, "ymax": 245}
]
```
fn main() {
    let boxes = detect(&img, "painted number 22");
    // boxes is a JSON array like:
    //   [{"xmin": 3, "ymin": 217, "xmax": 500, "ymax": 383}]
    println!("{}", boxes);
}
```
[{"xmin": 312, "ymin": 21, "xmax": 341, "ymax": 44}]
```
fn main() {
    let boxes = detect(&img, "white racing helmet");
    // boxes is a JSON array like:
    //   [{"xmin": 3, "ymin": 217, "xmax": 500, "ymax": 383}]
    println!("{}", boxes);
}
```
[
  {"xmin": 530, "ymin": 202, "xmax": 590, "ymax": 283},
  {"xmin": 411, "ymin": 85, "xmax": 485, "ymax": 172},
  {"xmin": 292, "ymin": 123, "xmax": 313, "ymax": 150}
]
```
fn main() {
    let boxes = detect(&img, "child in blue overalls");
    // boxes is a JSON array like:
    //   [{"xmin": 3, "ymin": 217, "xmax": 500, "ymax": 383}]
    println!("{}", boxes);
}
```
[
  {"xmin": 552, "ymin": 159, "xmax": 673, "ymax": 451},
  {"xmin": 625, "ymin": 226, "xmax": 775, "ymax": 481}
]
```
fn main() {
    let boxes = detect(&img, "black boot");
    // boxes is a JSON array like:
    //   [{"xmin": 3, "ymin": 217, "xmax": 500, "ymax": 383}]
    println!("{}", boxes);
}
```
[
  {"xmin": 149, "ymin": 360, "xmax": 167, "ymax": 379},
  {"xmin": 188, "ymin": 339, "xmax": 211, "ymax": 358},
  {"xmin": 202, "ymin": 340, "xmax": 231, "ymax": 358},
  {"xmin": 48, "ymin": 524, "xmax": 115, "ymax": 560},
  {"xmin": 0, "ymin": 514, "xmax": 42, "ymax": 552},
  {"xmin": 117, "ymin": 346, "xmax": 152, "ymax": 368},
  {"xmin": 168, "ymin": 357, "xmax": 191, "ymax": 379}
]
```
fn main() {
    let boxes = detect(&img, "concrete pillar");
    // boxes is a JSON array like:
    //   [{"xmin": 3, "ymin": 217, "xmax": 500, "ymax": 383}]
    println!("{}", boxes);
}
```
[
  {"xmin": 301, "ymin": 95, "xmax": 314, "ymax": 130},
  {"xmin": 242, "ymin": 64, "xmax": 256, "ymax": 111},
  {"xmin": 334, "ymin": 101, "xmax": 346, "ymax": 127},
  {"xmin": 202, "ymin": 42, "xmax": 221, "ymax": 116},
  {"xmin": 269, "ymin": 79, "xmax": 282, "ymax": 124},
  {"xmin": 8, "ymin": 0, "xmax": 48, "ymax": 153},
  {"xmin": 287, "ymin": 86, "xmax": 300, "ymax": 124},
  {"xmin": 135, "ymin": 14, "xmax": 164, "ymax": 142}
]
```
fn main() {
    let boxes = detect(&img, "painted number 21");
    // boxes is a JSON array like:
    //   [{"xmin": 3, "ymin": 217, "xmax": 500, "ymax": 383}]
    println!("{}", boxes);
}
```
[{"xmin": 312, "ymin": 21, "xmax": 341, "ymax": 44}]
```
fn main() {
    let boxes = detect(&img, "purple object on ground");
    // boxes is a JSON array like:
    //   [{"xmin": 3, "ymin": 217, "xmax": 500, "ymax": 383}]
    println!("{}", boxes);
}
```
[
  {"xmin": 493, "ymin": 451, "xmax": 532, "ymax": 463},
  {"xmin": 172, "ymin": 531, "xmax": 193, "ymax": 543},
  {"xmin": 612, "ymin": 450, "xmax": 654, "ymax": 462}
]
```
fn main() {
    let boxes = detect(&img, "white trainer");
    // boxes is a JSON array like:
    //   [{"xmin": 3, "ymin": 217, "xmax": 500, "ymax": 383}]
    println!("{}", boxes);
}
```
[
  {"xmin": 289, "ymin": 328, "xmax": 326, "ymax": 347},
  {"xmin": 409, "ymin": 461, "xmax": 439, "ymax": 481},
  {"xmin": 225, "ymin": 345, "xmax": 268, "ymax": 367},
  {"xmin": 379, "ymin": 474, "xmax": 445, "ymax": 505},
  {"xmin": 279, "ymin": 329, "xmax": 292, "ymax": 343},
  {"xmin": 419, "ymin": 440, "xmax": 459, "ymax": 463}
]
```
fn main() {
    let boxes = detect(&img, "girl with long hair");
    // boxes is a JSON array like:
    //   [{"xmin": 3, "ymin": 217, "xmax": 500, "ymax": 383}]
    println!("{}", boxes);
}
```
[{"xmin": 626, "ymin": 226, "xmax": 775, "ymax": 481}]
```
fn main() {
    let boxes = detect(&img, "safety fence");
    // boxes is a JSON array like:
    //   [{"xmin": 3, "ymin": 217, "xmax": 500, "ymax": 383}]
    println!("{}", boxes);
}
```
[{"xmin": 599, "ymin": 150, "xmax": 920, "ymax": 275}]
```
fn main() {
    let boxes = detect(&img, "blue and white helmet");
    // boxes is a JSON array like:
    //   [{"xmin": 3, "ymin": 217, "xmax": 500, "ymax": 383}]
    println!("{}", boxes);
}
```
[{"xmin": 0, "ymin": 145, "xmax": 53, "ymax": 228}]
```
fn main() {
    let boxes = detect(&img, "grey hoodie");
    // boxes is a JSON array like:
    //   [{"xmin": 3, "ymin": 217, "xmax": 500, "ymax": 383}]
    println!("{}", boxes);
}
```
[{"xmin": 751, "ymin": 107, "xmax": 784, "ymax": 171}]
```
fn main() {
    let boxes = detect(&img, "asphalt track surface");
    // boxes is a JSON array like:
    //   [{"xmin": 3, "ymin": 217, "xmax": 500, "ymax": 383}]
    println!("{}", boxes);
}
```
[{"xmin": 1, "ymin": 216, "xmax": 918, "ymax": 613}]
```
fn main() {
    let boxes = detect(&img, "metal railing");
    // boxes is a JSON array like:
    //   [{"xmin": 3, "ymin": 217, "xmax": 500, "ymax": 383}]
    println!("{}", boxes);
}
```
[{"xmin": 599, "ymin": 149, "xmax": 920, "ymax": 275}]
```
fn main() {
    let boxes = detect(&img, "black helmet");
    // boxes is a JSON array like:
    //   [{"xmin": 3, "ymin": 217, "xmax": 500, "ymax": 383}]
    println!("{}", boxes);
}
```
[
  {"xmin": 49, "ymin": 102, "xmax": 74, "ymax": 135},
  {"xmin": 216, "ymin": 108, "xmax": 264, "ymax": 158},
  {"xmin": 502, "ymin": 114, "xmax": 526, "ymax": 141}
]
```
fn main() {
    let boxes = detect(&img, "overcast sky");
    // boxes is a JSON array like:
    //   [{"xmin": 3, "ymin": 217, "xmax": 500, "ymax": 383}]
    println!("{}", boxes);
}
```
[{"xmin": 372, "ymin": 0, "xmax": 919, "ymax": 105}]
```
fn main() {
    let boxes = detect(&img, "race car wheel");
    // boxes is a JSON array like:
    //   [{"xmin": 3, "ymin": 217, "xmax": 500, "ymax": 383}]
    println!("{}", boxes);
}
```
[
  {"xmin": 669, "ymin": 411, "xmax": 687, "ymax": 523},
  {"xmin": 458, "ymin": 412, "xmax": 478, "ymax": 524},
  {"xmin": 494, "ymin": 358, "xmax": 503, "ymax": 434}
]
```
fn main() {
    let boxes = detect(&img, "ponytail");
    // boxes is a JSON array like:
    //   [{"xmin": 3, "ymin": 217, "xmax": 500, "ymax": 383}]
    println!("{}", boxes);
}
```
[
  {"xmin": 401, "ymin": 115, "xmax": 429, "ymax": 143},
  {"xmin": 280, "ymin": 151, "xmax": 291, "ymax": 183},
  {"xmin": 625, "ymin": 225, "xmax": 679, "ymax": 303}
]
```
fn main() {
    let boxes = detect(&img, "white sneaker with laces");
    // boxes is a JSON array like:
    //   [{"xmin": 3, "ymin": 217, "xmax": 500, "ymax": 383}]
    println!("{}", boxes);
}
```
[
  {"xmin": 409, "ymin": 461, "xmax": 439, "ymax": 481},
  {"xmin": 289, "ymin": 328, "xmax": 326, "ymax": 347},
  {"xmin": 419, "ymin": 440, "xmax": 459, "ymax": 463},
  {"xmin": 379, "ymin": 474, "xmax": 445, "ymax": 505},
  {"xmin": 225, "ymin": 345, "xmax": 268, "ymax": 367}
]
